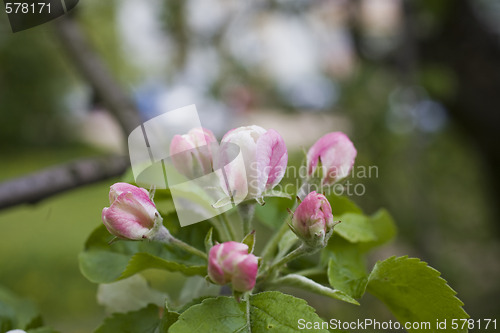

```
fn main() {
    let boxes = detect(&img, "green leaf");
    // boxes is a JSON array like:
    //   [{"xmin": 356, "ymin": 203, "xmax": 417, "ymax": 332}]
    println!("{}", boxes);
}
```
[
  {"xmin": 322, "ymin": 210, "xmax": 396, "ymax": 299},
  {"xmin": 277, "ymin": 229, "xmax": 298, "ymax": 258},
  {"xmin": 242, "ymin": 231, "xmax": 256, "ymax": 253},
  {"xmin": 175, "ymin": 296, "xmax": 216, "ymax": 314},
  {"xmin": 170, "ymin": 296, "xmax": 246, "ymax": 332},
  {"xmin": 94, "ymin": 304, "xmax": 162, "ymax": 333},
  {"xmin": 119, "ymin": 253, "xmax": 206, "ymax": 280},
  {"xmin": 79, "ymin": 225, "xmax": 206, "ymax": 283},
  {"xmin": 79, "ymin": 250, "xmax": 131, "ymax": 283},
  {"xmin": 359, "ymin": 208, "xmax": 397, "ymax": 251},
  {"xmin": 249, "ymin": 292, "xmax": 330, "ymax": 332},
  {"xmin": 367, "ymin": 256, "xmax": 469, "ymax": 332},
  {"xmin": 0, "ymin": 285, "xmax": 42, "ymax": 330},
  {"xmin": 177, "ymin": 276, "xmax": 221, "ymax": 309},
  {"xmin": 155, "ymin": 197, "xmax": 177, "ymax": 217},
  {"xmin": 169, "ymin": 291, "xmax": 330, "ymax": 332},
  {"xmin": 334, "ymin": 213, "xmax": 377, "ymax": 243},
  {"xmin": 326, "ymin": 238, "xmax": 368, "ymax": 299},
  {"xmin": 164, "ymin": 218, "xmax": 212, "ymax": 249},
  {"xmin": 326, "ymin": 194, "xmax": 363, "ymax": 215},
  {"xmin": 158, "ymin": 308, "xmax": 180, "ymax": 332},
  {"xmin": 255, "ymin": 197, "xmax": 294, "ymax": 230},
  {"xmin": 273, "ymin": 274, "xmax": 359, "ymax": 305},
  {"xmin": 97, "ymin": 275, "xmax": 166, "ymax": 314},
  {"xmin": 27, "ymin": 328, "xmax": 60, "ymax": 333}
]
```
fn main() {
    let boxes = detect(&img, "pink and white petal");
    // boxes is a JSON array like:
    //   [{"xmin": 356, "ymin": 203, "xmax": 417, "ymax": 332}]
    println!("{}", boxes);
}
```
[
  {"xmin": 109, "ymin": 193, "xmax": 155, "ymax": 227},
  {"xmin": 219, "ymin": 241, "xmax": 248, "ymax": 259},
  {"xmin": 222, "ymin": 129, "xmax": 262, "ymax": 198},
  {"xmin": 111, "ymin": 186, "xmax": 158, "ymax": 222},
  {"xmin": 170, "ymin": 134, "xmax": 196, "ymax": 176},
  {"xmin": 189, "ymin": 128, "xmax": 217, "ymax": 146},
  {"xmin": 232, "ymin": 254, "xmax": 258, "ymax": 292},
  {"xmin": 109, "ymin": 182, "xmax": 150, "ymax": 204},
  {"xmin": 208, "ymin": 245, "xmax": 228, "ymax": 284},
  {"xmin": 222, "ymin": 125, "xmax": 265, "ymax": 143},
  {"xmin": 307, "ymin": 132, "xmax": 356, "ymax": 183},
  {"xmin": 256, "ymin": 129, "xmax": 288, "ymax": 191},
  {"xmin": 102, "ymin": 207, "xmax": 149, "ymax": 239}
]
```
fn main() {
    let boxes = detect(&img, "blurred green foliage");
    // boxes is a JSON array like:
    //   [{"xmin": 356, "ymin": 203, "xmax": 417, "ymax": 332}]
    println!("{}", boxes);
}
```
[
  {"xmin": 0, "ymin": 26, "xmax": 72, "ymax": 148},
  {"xmin": 339, "ymin": 63, "xmax": 497, "ymax": 320},
  {"xmin": 0, "ymin": 148, "xmax": 108, "ymax": 332}
]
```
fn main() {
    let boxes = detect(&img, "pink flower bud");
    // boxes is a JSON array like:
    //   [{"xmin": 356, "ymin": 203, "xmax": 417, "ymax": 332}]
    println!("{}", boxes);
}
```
[
  {"xmin": 102, "ymin": 183, "xmax": 164, "ymax": 240},
  {"xmin": 221, "ymin": 125, "xmax": 288, "ymax": 201},
  {"xmin": 291, "ymin": 191, "xmax": 336, "ymax": 248},
  {"xmin": 306, "ymin": 132, "xmax": 357, "ymax": 185},
  {"xmin": 170, "ymin": 128, "xmax": 217, "ymax": 179},
  {"xmin": 208, "ymin": 241, "xmax": 259, "ymax": 292}
]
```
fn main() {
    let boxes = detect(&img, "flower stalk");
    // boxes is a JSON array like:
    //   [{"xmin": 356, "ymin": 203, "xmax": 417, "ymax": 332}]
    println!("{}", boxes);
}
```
[
  {"xmin": 260, "ymin": 243, "xmax": 315, "ymax": 281},
  {"xmin": 163, "ymin": 233, "xmax": 207, "ymax": 259},
  {"xmin": 239, "ymin": 202, "xmax": 256, "ymax": 237}
]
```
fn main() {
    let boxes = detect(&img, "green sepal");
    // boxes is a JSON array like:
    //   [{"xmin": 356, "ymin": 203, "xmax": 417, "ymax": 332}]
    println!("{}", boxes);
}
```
[
  {"xmin": 204, "ymin": 228, "xmax": 213, "ymax": 253},
  {"xmin": 241, "ymin": 230, "xmax": 256, "ymax": 253}
]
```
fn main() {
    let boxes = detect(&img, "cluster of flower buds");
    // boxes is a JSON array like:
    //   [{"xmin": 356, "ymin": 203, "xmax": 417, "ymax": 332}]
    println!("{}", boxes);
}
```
[
  {"xmin": 290, "ymin": 191, "xmax": 338, "ymax": 249},
  {"xmin": 168, "ymin": 125, "xmax": 288, "ymax": 206},
  {"xmin": 293, "ymin": 131, "xmax": 354, "ymax": 248},
  {"xmin": 101, "ymin": 126, "xmax": 356, "ymax": 294},
  {"xmin": 207, "ymin": 241, "xmax": 259, "ymax": 292},
  {"xmin": 101, "ymin": 183, "xmax": 259, "ymax": 292}
]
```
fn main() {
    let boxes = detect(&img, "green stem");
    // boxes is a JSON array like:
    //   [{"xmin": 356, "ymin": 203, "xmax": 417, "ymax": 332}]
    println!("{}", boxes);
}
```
[
  {"xmin": 168, "ymin": 236, "xmax": 207, "ymax": 259},
  {"xmin": 245, "ymin": 292, "xmax": 251, "ymax": 333},
  {"xmin": 293, "ymin": 267, "xmax": 326, "ymax": 277},
  {"xmin": 260, "ymin": 214, "xmax": 292, "ymax": 262},
  {"xmin": 239, "ymin": 203, "xmax": 256, "ymax": 236},
  {"xmin": 260, "ymin": 194, "xmax": 300, "ymax": 262},
  {"xmin": 150, "ymin": 225, "xmax": 206, "ymax": 259},
  {"xmin": 270, "ymin": 244, "xmax": 310, "ymax": 272},
  {"xmin": 260, "ymin": 244, "xmax": 314, "ymax": 281},
  {"xmin": 221, "ymin": 213, "xmax": 239, "ymax": 241},
  {"xmin": 211, "ymin": 217, "xmax": 231, "ymax": 242}
]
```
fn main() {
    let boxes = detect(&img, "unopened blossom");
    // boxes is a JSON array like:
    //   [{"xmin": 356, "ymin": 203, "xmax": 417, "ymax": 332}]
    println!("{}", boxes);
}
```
[
  {"xmin": 170, "ymin": 128, "xmax": 217, "ymax": 179},
  {"xmin": 291, "ymin": 191, "xmax": 337, "ymax": 248},
  {"xmin": 208, "ymin": 241, "xmax": 258, "ymax": 292},
  {"xmin": 220, "ymin": 125, "xmax": 288, "ymax": 202},
  {"xmin": 306, "ymin": 132, "xmax": 357, "ymax": 185},
  {"xmin": 102, "ymin": 183, "xmax": 166, "ymax": 241}
]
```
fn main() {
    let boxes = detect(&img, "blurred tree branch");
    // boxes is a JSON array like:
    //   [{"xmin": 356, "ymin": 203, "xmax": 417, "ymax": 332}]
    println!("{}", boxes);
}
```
[
  {"xmin": 0, "ymin": 155, "xmax": 129, "ymax": 210},
  {"xmin": 0, "ymin": 15, "xmax": 142, "ymax": 210},
  {"xmin": 53, "ymin": 14, "xmax": 141, "ymax": 135}
]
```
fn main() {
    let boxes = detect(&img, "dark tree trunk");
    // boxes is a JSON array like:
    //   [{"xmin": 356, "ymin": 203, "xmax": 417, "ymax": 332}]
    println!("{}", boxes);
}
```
[{"xmin": 419, "ymin": 0, "xmax": 500, "ymax": 231}]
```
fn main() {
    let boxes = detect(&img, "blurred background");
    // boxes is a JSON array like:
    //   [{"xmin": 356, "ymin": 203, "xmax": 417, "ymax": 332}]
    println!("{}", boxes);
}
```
[{"xmin": 1, "ymin": 0, "xmax": 499, "ymax": 331}]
